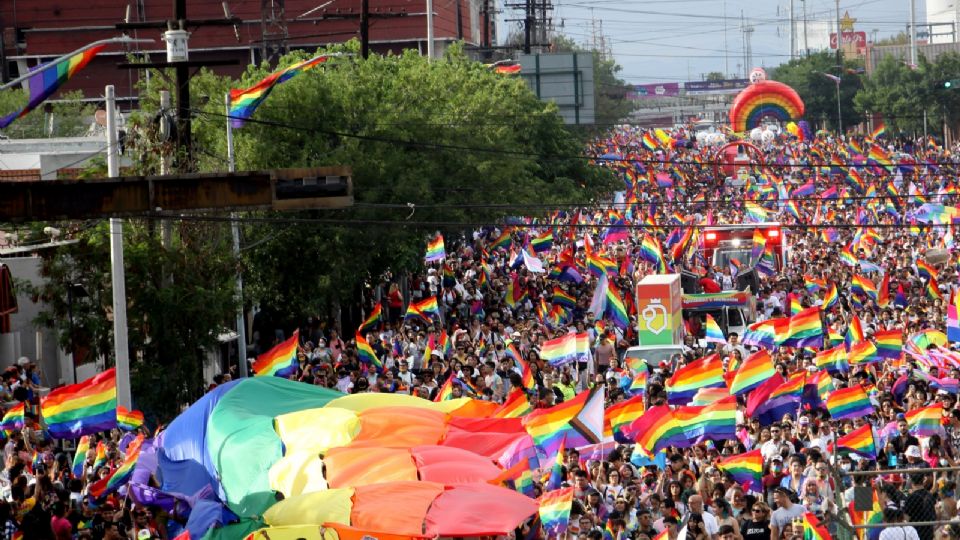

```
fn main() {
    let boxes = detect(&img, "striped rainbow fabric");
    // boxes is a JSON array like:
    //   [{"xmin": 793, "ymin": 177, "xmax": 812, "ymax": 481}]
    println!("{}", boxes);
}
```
[
  {"xmin": 228, "ymin": 54, "xmax": 332, "ymax": 128},
  {"xmin": 0, "ymin": 44, "xmax": 107, "ymax": 129},
  {"xmin": 41, "ymin": 368, "xmax": 117, "ymax": 439}
]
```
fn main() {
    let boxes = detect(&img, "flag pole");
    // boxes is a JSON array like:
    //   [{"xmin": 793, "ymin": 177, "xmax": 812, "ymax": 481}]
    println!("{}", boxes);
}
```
[
  {"xmin": 226, "ymin": 93, "xmax": 248, "ymax": 378},
  {"xmin": 0, "ymin": 37, "xmax": 153, "ymax": 92}
]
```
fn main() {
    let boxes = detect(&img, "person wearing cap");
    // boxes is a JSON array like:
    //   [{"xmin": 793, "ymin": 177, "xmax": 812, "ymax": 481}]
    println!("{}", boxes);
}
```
[{"xmin": 770, "ymin": 487, "xmax": 804, "ymax": 540}]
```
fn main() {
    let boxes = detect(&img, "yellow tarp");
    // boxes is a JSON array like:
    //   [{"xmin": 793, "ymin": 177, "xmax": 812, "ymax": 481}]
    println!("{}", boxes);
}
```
[
  {"xmin": 268, "ymin": 451, "xmax": 327, "ymax": 498},
  {"xmin": 263, "ymin": 488, "xmax": 354, "ymax": 527},
  {"xmin": 245, "ymin": 525, "xmax": 338, "ymax": 540},
  {"xmin": 274, "ymin": 407, "xmax": 360, "ymax": 454},
  {"xmin": 325, "ymin": 393, "xmax": 472, "ymax": 413}
]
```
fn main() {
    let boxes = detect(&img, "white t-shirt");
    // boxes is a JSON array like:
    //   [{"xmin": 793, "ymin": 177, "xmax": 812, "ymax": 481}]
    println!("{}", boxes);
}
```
[{"xmin": 879, "ymin": 526, "xmax": 920, "ymax": 540}]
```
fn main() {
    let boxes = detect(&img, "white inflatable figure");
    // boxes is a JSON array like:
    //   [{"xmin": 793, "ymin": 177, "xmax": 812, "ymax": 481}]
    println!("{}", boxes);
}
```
[
  {"xmin": 749, "ymin": 68, "xmax": 767, "ymax": 84},
  {"xmin": 750, "ymin": 127, "xmax": 763, "ymax": 142},
  {"xmin": 760, "ymin": 128, "xmax": 775, "ymax": 145}
]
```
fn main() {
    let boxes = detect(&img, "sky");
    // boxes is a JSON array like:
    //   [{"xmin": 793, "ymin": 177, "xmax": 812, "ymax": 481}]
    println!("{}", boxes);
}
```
[{"xmin": 501, "ymin": 0, "xmax": 926, "ymax": 84}]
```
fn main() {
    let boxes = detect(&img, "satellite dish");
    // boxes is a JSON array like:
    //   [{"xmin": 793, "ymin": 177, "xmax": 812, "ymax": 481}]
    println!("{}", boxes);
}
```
[{"xmin": 925, "ymin": 248, "xmax": 951, "ymax": 266}]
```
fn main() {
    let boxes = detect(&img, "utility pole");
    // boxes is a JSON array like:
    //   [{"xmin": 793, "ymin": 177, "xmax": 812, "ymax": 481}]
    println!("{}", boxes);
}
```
[
  {"xmin": 225, "ymin": 93, "xmax": 248, "ymax": 378},
  {"xmin": 106, "ymin": 85, "xmax": 132, "ymax": 410},
  {"xmin": 524, "ymin": 0, "xmax": 533, "ymax": 54},
  {"xmin": 835, "ymin": 0, "xmax": 842, "ymax": 72},
  {"xmin": 117, "ymin": 1, "xmax": 242, "ymax": 171},
  {"xmin": 360, "ymin": 0, "xmax": 370, "ymax": 58},
  {"xmin": 910, "ymin": 0, "xmax": 918, "ymax": 67},
  {"xmin": 426, "ymin": 0, "xmax": 435, "ymax": 59},
  {"xmin": 482, "ymin": 0, "xmax": 491, "ymax": 48},
  {"xmin": 789, "ymin": 0, "xmax": 796, "ymax": 60},
  {"xmin": 802, "ymin": 0, "xmax": 808, "ymax": 56},
  {"xmin": 260, "ymin": 0, "xmax": 289, "ymax": 64}
]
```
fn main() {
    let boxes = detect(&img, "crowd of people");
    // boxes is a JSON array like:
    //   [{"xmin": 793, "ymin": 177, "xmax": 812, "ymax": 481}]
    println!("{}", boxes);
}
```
[{"xmin": 3, "ymin": 125, "xmax": 960, "ymax": 539}]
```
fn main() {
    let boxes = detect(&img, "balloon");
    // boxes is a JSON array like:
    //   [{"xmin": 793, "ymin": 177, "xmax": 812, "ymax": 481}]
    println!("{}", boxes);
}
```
[
  {"xmin": 750, "ymin": 127, "xmax": 763, "ymax": 141},
  {"xmin": 728, "ymin": 80, "xmax": 805, "ymax": 133},
  {"xmin": 798, "ymin": 120, "xmax": 813, "ymax": 140}
]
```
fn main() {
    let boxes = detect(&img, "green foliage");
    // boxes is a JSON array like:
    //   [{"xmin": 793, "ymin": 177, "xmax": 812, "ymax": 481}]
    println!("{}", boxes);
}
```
[
  {"xmin": 705, "ymin": 72, "xmax": 726, "ymax": 81},
  {"xmin": 190, "ymin": 40, "xmax": 617, "ymax": 322},
  {"xmin": 21, "ymin": 221, "xmax": 238, "ymax": 421},
  {"xmin": 0, "ymin": 90, "xmax": 94, "ymax": 138},
  {"xmin": 770, "ymin": 51, "xmax": 864, "ymax": 131},
  {"xmin": 854, "ymin": 52, "xmax": 960, "ymax": 133}
]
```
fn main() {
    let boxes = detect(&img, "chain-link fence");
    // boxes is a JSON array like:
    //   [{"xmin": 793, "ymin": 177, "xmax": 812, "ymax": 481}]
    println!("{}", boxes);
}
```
[{"xmin": 823, "ymin": 466, "xmax": 960, "ymax": 540}]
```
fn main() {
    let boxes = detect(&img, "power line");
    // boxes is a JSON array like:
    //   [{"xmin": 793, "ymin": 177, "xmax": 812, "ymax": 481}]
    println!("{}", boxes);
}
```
[{"xmin": 193, "ymin": 108, "xmax": 960, "ymax": 170}]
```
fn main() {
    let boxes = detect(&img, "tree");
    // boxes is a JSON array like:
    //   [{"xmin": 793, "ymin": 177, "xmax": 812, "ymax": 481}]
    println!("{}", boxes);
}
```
[
  {"xmin": 0, "ymin": 90, "xmax": 94, "ymax": 139},
  {"xmin": 192, "ymin": 41, "xmax": 619, "ymax": 328},
  {"xmin": 854, "ymin": 54, "xmax": 924, "ymax": 133},
  {"xmin": 770, "ymin": 51, "xmax": 864, "ymax": 131},
  {"xmin": 705, "ymin": 72, "xmax": 726, "ymax": 81}
]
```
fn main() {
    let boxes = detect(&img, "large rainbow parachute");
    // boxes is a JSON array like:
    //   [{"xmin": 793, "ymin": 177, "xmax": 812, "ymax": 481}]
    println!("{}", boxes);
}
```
[{"xmin": 729, "ymin": 80, "xmax": 805, "ymax": 133}]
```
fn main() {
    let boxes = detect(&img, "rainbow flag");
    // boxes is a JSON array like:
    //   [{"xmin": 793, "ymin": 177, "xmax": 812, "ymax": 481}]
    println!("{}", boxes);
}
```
[
  {"xmin": 494, "ymin": 389, "xmax": 532, "ymax": 418},
  {"xmin": 89, "ymin": 435, "xmax": 144, "ymax": 499},
  {"xmin": 434, "ymin": 373, "xmax": 457, "ymax": 402},
  {"xmin": 780, "ymin": 307, "xmax": 823, "ymax": 348},
  {"xmin": 0, "ymin": 44, "xmax": 108, "ymax": 129},
  {"xmin": 849, "ymin": 340, "xmax": 878, "ymax": 365},
  {"xmin": 515, "ymin": 469, "xmax": 535, "ymax": 498},
  {"xmin": 0, "ymin": 402, "xmax": 25, "ymax": 431},
  {"xmin": 605, "ymin": 282, "xmax": 630, "ymax": 329},
  {"xmin": 877, "ymin": 272, "xmax": 891, "ymax": 308},
  {"xmin": 116, "ymin": 405, "xmax": 144, "ymax": 431},
  {"xmin": 803, "ymin": 512, "xmax": 833, "ymax": 540},
  {"xmin": 852, "ymin": 274, "xmax": 877, "ymax": 300},
  {"xmin": 927, "ymin": 275, "xmax": 943, "ymax": 301},
  {"xmin": 531, "ymin": 231, "xmax": 553, "ymax": 253},
  {"xmin": 41, "ymin": 368, "xmax": 117, "ymax": 439},
  {"xmin": 666, "ymin": 354, "xmax": 725, "ymax": 405},
  {"xmin": 604, "ymin": 394, "xmax": 645, "ymax": 441},
  {"xmin": 356, "ymin": 332, "xmax": 382, "ymax": 370},
  {"xmin": 404, "ymin": 296, "xmax": 440, "ymax": 324},
  {"xmin": 742, "ymin": 319, "xmax": 785, "ymax": 350},
  {"xmin": 538, "ymin": 488, "xmax": 574, "ymax": 537},
  {"xmin": 949, "ymin": 291, "xmax": 960, "ymax": 342},
  {"xmin": 628, "ymin": 397, "xmax": 737, "ymax": 454},
  {"xmin": 72, "ymin": 435, "xmax": 91, "ymax": 477},
  {"xmin": 826, "ymin": 385, "xmax": 874, "ymax": 420},
  {"xmin": 770, "ymin": 372, "xmax": 806, "ymax": 400},
  {"xmin": 692, "ymin": 387, "xmax": 730, "ymax": 406},
  {"xmin": 252, "ymin": 330, "xmax": 299, "ymax": 377},
  {"xmin": 506, "ymin": 276, "xmax": 528, "ymax": 308},
  {"xmin": 870, "ymin": 123, "xmax": 885, "ymax": 140},
  {"xmin": 917, "ymin": 259, "xmax": 937, "ymax": 280},
  {"xmin": 815, "ymin": 345, "xmax": 849, "ymax": 374},
  {"xmin": 228, "ymin": 54, "xmax": 331, "ymax": 127},
  {"xmin": 704, "ymin": 314, "xmax": 726, "ymax": 344},
  {"xmin": 358, "ymin": 304, "xmax": 382, "ymax": 333},
  {"xmin": 717, "ymin": 449, "xmax": 762, "ymax": 492},
  {"xmin": 490, "ymin": 229, "xmax": 512, "ymax": 250},
  {"xmin": 545, "ymin": 437, "xmax": 566, "ymax": 491},
  {"xmin": 540, "ymin": 333, "xmax": 580, "ymax": 366},
  {"xmin": 840, "ymin": 244, "xmax": 858, "ymax": 266},
  {"xmin": 744, "ymin": 202, "xmax": 770, "ymax": 222},
  {"xmin": 846, "ymin": 315, "xmax": 865, "ymax": 350},
  {"xmin": 523, "ymin": 388, "xmax": 604, "ymax": 458},
  {"xmin": 92, "ymin": 440, "xmax": 107, "ymax": 471},
  {"xmin": 729, "ymin": 349, "xmax": 774, "ymax": 396},
  {"xmin": 822, "ymin": 284, "xmax": 839, "ymax": 310},
  {"xmin": 425, "ymin": 234, "xmax": 446, "ymax": 262},
  {"xmin": 836, "ymin": 423, "xmax": 876, "ymax": 460},
  {"xmin": 905, "ymin": 403, "xmax": 943, "ymax": 436},
  {"xmin": 552, "ymin": 287, "xmax": 577, "ymax": 309}
]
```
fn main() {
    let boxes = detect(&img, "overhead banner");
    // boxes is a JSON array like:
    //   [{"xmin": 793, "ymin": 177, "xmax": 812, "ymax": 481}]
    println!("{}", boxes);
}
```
[
  {"xmin": 683, "ymin": 79, "xmax": 749, "ymax": 95},
  {"xmin": 628, "ymin": 82, "xmax": 680, "ymax": 100}
]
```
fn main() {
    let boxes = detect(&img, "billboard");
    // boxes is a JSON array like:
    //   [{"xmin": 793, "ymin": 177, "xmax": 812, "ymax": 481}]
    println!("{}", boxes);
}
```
[
  {"xmin": 830, "ymin": 31, "xmax": 867, "ymax": 51},
  {"xmin": 518, "ymin": 53, "xmax": 595, "ymax": 125},
  {"xmin": 684, "ymin": 79, "xmax": 749, "ymax": 94},
  {"xmin": 628, "ymin": 82, "xmax": 681, "ymax": 100}
]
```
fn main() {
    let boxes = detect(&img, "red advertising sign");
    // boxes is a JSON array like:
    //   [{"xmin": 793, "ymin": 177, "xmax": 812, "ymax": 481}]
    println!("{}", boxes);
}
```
[{"xmin": 830, "ymin": 31, "xmax": 867, "ymax": 50}]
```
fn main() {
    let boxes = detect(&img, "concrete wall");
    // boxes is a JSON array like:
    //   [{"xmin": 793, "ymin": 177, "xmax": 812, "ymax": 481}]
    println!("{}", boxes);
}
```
[{"xmin": 0, "ymin": 256, "xmax": 69, "ymax": 387}]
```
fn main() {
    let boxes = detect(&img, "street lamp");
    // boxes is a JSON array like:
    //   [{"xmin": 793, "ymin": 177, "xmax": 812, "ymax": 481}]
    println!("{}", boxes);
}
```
[{"xmin": 813, "ymin": 70, "xmax": 843, "ymax": 133}]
